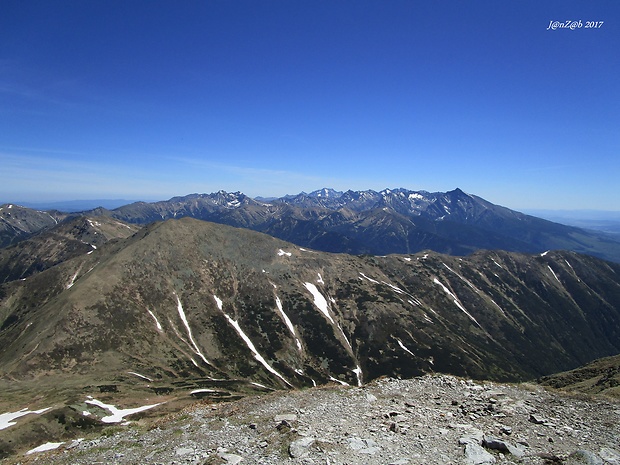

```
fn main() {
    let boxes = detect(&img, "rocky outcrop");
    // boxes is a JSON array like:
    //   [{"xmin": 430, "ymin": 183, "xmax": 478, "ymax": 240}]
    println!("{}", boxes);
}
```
[{"xmin": 20, "ymin": 375, "xmax": 620, "ymax": 465}]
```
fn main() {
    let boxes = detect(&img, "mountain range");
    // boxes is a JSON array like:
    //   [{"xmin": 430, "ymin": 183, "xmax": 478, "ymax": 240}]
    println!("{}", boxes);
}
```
[
  {"xmin": 5, "ymin": 187, "xmax": 620, "ymax": 262},
  {"xmin": 84, "ymin": 188, "xmax": 620, "ymax": 263},
  {"xmin": 2, "ymin": 189, "xmax": 620, "ymax": 459}
]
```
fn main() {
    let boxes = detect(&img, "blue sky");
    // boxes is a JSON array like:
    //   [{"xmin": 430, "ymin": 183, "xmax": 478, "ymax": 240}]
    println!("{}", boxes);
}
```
[{"xmin": 1, "ymin": 1, "xmax": 618, "ymax": 210}]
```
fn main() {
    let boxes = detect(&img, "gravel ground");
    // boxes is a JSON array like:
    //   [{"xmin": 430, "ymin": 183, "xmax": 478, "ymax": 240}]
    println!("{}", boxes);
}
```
[{"xmin": 13, "ymin": 375, "xmax": 620, "ymax": 465}]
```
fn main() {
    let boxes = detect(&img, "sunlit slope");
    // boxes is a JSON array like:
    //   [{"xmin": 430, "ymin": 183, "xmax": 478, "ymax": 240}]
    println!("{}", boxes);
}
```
[{"xmin": 1, "ymin": 217, "xmax": 619, "ymax": 391}]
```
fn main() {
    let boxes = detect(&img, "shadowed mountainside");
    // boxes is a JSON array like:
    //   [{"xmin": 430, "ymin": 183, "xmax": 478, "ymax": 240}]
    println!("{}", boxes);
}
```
[
  {"xmin": 0, "ymin": 216, "xmax": 140, "ymax": 283},
  {"xmin": 88, "ymin": 189, "xmax": 620, "ymax": 263}
]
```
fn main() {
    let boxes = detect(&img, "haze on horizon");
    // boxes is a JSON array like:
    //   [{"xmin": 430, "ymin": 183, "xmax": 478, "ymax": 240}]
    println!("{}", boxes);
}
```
[{"xmin": 1, "ymin": 1, "xmax": 618, "ymax": 211}]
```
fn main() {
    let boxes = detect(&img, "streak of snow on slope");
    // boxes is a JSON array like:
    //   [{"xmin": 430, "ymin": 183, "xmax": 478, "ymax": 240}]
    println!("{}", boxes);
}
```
[
  {"xmin": 0, "ymin": 408, "xmax": 50, "ymax": 430},
  {"xmin": 329, "ymin": 376, "xmax": 349, "ymax": 386},
  {"xmin": 128, "ymin": 372, "xmax": 152, "ymax": 382},
  {"xmin": 27, "ymin": 442, "xmax": 64, "ymax": 455},
  {"xmin": 147, "ymin": 309, "xmax": 163, "ymax": 332},
  {"xmin": 278, "ymin": 249, "xmax": 292, "ymax": 257},
  {"xmin": 443, "ymin": 263, "xmax": 507, "ymax": 317},
  {"xmin": 303, "ymin": 283, "xmax": 335, "ymax": 324},
  {"xmin": 381, "ymin": 281, "xmax": 404, "ymax": 294},
  {"xmin": 221, "ymin": 312, "xmax": 293, "ymax": 387},
  {"xmin": 191, "ymin": 389, "xmax": 216, "ymax": 394},
  {"xmin": 175, "ymin": 293, "xmax": 210, "ymax": 366},
  {"xmin": 359, "ymin": 273, "xmax": 379, "ymax": 284},
  {"xmin": 317, "ymin": 273, "xmax": 324, "ymax": 284},
  {"xmin": 492, "ymin": 259, "xmax": 504, "ymax": 270},
  {"xmin": 303, "ymin": 283, "xmax": 354, "ymax": 351},
  {"xmin": 396, "ymin": 339, "xmax": 415, "ymax": 357},
  {"xmin": 213, "ymin": 295, "xmax": 223, "ymax": 310},
  {"xmin": 115, "ymin": 221, "xmax": 134, "ymax": 230},
  {"xmin": 548, "ymin": 266, "xmax": 562, "ymax": 284},
  {"xmin": 433, "ymin": 278, "xmax": 482, "ymax": 328},
  {"xmin": 66, "ymin": 270, "xmax": 80, "ymax": 289},
  {"xmin": 564, "ymin": 260, "xmax": 582, "ymax": 282},
  {"xmin": 85, "ymin": 398, "xmax": 162, "ymax": 424},
  {"xmin": 541, "ymin": 251, "xmax": 549, "ymax": 257},
  {"xmin": 443, "ymin": 263, "xmax": 480, "ymax": 294},
  {"xmin": 352, "ymin": 366, "xmax": 363, "ymax": 387},
  {"xmin": 490, "ymin": 299, "xmax": 506, "ymax": 316},
  {"xmin": 275, "ymin": 295, "xmax": 302, "ymax": 351}
]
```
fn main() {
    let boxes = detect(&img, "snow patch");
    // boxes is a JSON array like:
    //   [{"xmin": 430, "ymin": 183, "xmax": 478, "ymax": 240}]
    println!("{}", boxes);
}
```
[
  {"xmin": 85, "ymin": 398, "xmax": 161, "ymax": 423},
  {"xmin": 317, "ymin": 273, "xmax": 324, "ymax": 284},
  {"xmin": 27, "ymin": 442, "xmax": 64, "ymax": 455},
  {"xmin": 304, "ymin": 283, "xmax": 354, "ymax": 354},
  {"xmin": 278, "ymin": 249, "xmax": 292, "ymax": 257},
  {"xmin": 352, "ymin": 366, "xmax": 363, "ymax": 387},
  {"xmin": 303, "ymin": 283, "xmax": 334, "ymax": 324},
  {"xmin": 191, "ymin": 389, "xmax": 217, "ymax": 394},
  {"xmin": 0, "ymin": 407, "xmax": 50, "ymax": 430},
  {"xmin": 329, "ymin": 376, "xmax": 350, "ymax": 386}
]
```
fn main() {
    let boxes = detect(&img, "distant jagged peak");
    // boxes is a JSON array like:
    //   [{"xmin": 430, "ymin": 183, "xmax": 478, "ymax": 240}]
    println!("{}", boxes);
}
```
[{"xmin": 308, "ymin": 188, "xmax": 344, "ymax": 199}]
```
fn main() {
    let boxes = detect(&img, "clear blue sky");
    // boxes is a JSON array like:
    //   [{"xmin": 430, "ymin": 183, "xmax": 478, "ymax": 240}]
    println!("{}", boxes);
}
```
[{"xmin": 1, "ymin": 1, "xmax": 618, "ymax": 210}]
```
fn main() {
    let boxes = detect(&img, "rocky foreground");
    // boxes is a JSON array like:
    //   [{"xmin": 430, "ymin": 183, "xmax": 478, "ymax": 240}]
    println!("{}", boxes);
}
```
[{"xmin": 14, "ymin": 375, "xmax": 620, "ymax": 465}]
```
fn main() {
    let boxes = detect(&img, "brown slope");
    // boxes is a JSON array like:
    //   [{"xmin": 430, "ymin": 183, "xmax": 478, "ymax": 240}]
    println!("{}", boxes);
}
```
[
  {"xmin": 539, "ymin": 354, "xmax": 620, "ymax": 398},
  {"xmin": 0, "ymin": 216, "xmax": 141, "ymax": 284},
  {"xmin": 1, "ymin": 217, "xmax": 619, "ymax": 391}
]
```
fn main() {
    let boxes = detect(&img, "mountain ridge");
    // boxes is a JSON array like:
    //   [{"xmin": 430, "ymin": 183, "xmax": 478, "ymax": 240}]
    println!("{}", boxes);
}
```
[
  {"xmin": 4, "ymin": 188, "xmax": 620, "ymax": 262},
  {"xmin": 84, "ymin": 188, "xmax": 620, "ymax": 263}
]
